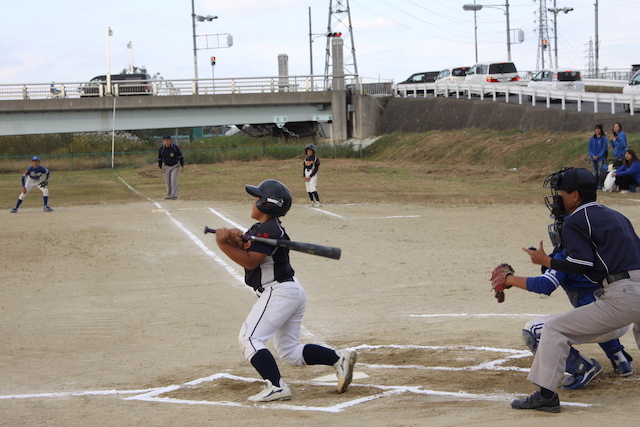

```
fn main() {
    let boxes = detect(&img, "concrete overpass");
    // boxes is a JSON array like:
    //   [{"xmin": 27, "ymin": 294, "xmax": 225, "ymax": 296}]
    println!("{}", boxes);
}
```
[{"xmin": 0, "ymin": 39, "xmax": 387, "ymax": 142}]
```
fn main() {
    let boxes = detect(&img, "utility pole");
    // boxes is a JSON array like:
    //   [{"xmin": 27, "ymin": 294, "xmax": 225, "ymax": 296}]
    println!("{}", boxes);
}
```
[
  {"xmin": 594, "ymin": 0, "xmax": 599, "ymax": 78},
  {"xmin": 324, "ymin": 0, "xmax": 358, "ymax": 82}
]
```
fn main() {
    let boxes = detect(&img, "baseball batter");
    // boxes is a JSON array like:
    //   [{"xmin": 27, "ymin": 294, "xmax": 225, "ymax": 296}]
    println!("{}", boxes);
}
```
[
  {"xmin": 302, "ymin": 144, "xmax": 322, "ymax": 207},
  {"xmin": 214, "ymin": 179, "xmax": 356, "ymax": 402},
  {"xmin": 10, "ymin": 156, "xmax": 53, "ymax": 213},
  {"xmin": 510, "ymin": 167, "xmax": 640, "ymax": 413}
]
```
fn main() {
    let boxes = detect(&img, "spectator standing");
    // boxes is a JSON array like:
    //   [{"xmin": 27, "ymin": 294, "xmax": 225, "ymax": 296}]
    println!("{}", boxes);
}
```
[
  {"xmin": 609, "ymin": 122, "xmax": 628, "ymax": 168},
  {"xmin": 588, "ymin": 124, "xmax": 607, "ymax": 189}
]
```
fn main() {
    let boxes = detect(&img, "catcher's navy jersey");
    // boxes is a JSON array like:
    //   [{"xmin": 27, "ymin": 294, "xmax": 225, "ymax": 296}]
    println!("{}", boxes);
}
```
[
  {"xmin": 563, "ymin": 202, "xmax": 640, "ymax": 283},
  {"xmin": 22, "ymin": 165, "xmax": 49, "ymax": 186},
  {"xmin": 244, "ymin": 217, "xmax": 295, "ymax": 291}
]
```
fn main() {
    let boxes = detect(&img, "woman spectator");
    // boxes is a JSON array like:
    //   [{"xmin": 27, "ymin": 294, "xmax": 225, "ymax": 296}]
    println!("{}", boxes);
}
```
[
  {"xmin": 609, "ymin": 122, "xmax": 628, "ymax": 168},
  {"xmin": 612, "ymin": 149, "xmax": 640, "ymax": 194},
  {"xmin": 588, "ymin": 124, "xmax": 608, "ymax": 189}
]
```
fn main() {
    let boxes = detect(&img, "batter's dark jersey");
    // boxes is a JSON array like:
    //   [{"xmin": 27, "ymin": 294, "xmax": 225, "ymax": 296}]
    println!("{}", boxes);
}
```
[
  {"xmin": 563, "ymin": 201, "xmax": 640, "ymax": 283},
  {"xmin": 244, "ymin": 217, "xmax": 295, "ymax": 291}
]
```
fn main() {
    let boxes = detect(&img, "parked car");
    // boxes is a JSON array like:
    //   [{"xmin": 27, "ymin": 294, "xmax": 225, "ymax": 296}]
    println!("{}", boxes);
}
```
[
  {"xmin": 80, "ymin": 73, "xmax": 152, "ymax": 97},
  {"xmin": 464, "ymin": 61, "xmax": 520, "ymax": 95},
  {"xmin": 622, "ymin": 70, "xmax": 640, "ymax": 113},
  {"xmin": 434, "ymin": 66, "xmax": 470, "ymax": 95},
  {"xmin": 396, "ymin": 71, "xmax": 440, "ymax": 96},
  {"xmin": 527, "ymin": 68, "xmax": 584, "ymax": 100}
]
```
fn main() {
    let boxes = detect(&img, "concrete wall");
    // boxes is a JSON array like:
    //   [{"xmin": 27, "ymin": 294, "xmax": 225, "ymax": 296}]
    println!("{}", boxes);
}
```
[
  {"xmin": 350, "ymin": 94, "xmax": 389, "ymax": 140},
  {"xmin": 376, "ymin": 97, "xmax": 640, "ymax": 135}
]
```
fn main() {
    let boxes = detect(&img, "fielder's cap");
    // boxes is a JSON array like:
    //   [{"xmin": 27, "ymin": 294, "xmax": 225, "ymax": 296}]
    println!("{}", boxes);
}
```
[
  {"xmin": 162, "ymin": 135, "xmax": 172, "ymax": 139},
  {"xmin": 31, "ymin": 156, "xmax": 40, "ymax": 161}
]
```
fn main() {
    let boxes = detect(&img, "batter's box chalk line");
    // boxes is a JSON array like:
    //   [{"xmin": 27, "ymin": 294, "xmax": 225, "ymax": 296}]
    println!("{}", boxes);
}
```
[{"xmin": 0, "ymin": 346, "xmax": 596, "ymax": 411}]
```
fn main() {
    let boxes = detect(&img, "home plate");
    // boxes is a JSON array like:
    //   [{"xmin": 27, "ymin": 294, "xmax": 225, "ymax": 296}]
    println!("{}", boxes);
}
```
[
  {"xmin": 310, "ymin": 372, "xmax": 370, "ymax": 382},
  {"xmin": 151, "ymin": 209, "xmax": 167, "ymax": 213}
]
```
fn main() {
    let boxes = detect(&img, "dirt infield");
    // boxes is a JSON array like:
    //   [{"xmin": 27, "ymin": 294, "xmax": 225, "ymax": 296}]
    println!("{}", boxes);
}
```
[{"xmin": 3, "ymin": 186, "xmax": 640, "ymax": 426}]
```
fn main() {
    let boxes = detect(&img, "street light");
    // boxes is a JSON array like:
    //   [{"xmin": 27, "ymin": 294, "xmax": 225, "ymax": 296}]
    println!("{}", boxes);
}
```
[
  {"xmin": 463, "ymin": 1, "xmax": 511, "ymax": 61},
  {"xmin": 548, "ymin": 3, "xmax": 574, "ymax": 69},
  {"xmin": 191, "ymin": 0, "xmax": 218, "ymax": 85}
]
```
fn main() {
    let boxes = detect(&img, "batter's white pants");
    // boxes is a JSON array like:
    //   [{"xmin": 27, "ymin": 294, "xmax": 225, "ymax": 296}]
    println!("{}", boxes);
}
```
[
  {"xmin": 19, "ymin": 177, "xmax": 49, "ymax": 199},
  {"xmin": 239, "ymin": 278, "xmax": 308, "ymax": 366},
  {"xmin": 528, "ymin": 272, "xmax": 640, "ymax": 391},
  {"xmin": 304, "ymin": 170, "xmax": 318, "ymax": 193}
]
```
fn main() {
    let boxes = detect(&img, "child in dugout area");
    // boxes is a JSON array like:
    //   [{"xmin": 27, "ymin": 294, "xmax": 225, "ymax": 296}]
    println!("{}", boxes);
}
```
[{"xmin": 213, "ymin": 179, "xmax": 356, "ymax": 402}]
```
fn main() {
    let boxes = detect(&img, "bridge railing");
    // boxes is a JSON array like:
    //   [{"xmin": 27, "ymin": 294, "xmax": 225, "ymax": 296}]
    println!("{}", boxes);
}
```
[
  {"xmin": 0, "ymin": 75, "xmax": 359, "ymax": 101},
  {"xmin": 396, "ymin": 81, "xmax": 640, "ymax": 115}
]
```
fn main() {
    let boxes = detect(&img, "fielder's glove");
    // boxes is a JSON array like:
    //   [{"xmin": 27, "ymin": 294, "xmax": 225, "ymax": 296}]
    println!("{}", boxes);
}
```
[
  {"xmin": 490, "ymin": 263, "xmax": 515, "ymax": 303},
  {"xmin": 38, "ymin": 180, "xmax": 48, "ymax": 188}
]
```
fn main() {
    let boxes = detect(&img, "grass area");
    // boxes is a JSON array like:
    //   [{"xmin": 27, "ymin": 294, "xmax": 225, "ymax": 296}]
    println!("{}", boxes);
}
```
[{"xmin": 2, "ymin": 128, "xmax": 637, "ymax": 210}]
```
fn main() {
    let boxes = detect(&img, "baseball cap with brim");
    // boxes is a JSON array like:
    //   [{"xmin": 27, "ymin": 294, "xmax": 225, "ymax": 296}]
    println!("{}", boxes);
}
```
[
  {"xmin": 31, "ymin": 156, "xmax": 40, "ymax": 161},
  {"xmin": 556, "ymin": 168, "xmax": 597, "ymax": 193},
  {"xmin": 162, "ymin": 135, "xmax": 172, "ymax": 139}
]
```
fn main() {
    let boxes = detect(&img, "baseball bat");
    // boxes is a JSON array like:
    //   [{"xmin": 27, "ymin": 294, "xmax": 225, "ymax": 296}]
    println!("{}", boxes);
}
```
[{"xmin": 204, "ymin": 226, "xmax": 341, "ymax": 260}]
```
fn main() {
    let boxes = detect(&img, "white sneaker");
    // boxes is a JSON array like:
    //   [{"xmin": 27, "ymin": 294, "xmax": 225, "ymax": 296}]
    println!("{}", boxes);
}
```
[
  {"xmin": 247, "ymin": 380, "xmax": 291, "ymax": 402},
  {"xmin": 334, "ymin": 350, "xmax": 357, "ymax": 393},
  {"xmin": 308, "ymin": 202, "xmax": 316, "ymax": 207},
  {"xmin": 316, "ymin": 202, "xmax": 322, "ymax": 207},
  {"xmin": 621, "ymin": 190, "xmax": 629, "ymax": 194}
]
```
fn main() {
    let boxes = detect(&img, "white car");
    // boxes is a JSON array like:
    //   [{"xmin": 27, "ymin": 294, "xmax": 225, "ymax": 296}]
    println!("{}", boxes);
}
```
[
  {"xmin": 434, "ymin": 66, "xmax": 470, "ymax": 95},
  {"xmin": 464, "ymin": 61, "xmax": 520, "ymax": 95},
  {"xmin": 527, "ymin": 68, "xmax": 584, "ymax": 99},
  {"xmin": 622, "ymin": 70, "xmax": 640, "ymax": 113}
]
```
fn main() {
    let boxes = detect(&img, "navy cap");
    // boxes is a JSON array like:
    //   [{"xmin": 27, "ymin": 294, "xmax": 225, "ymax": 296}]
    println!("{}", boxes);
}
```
[
  {"xmin": 162, "ymin": 135, "xmax": 172, "ymax": 140},
  {"xmin": 31, "ymin": 156, "xmax": 40, "ymax": 161}
]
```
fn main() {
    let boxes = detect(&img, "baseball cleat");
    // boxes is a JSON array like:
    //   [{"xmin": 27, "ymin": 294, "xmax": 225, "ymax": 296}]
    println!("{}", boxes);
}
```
[
  {"xmin": 614, "ymin": 360, "xmax": 633, "ymax": 377},
  {"xmin": 561, "ymin": 359, "xmax": 603, "ymax": 390},
  {"xmin": 247, "ymin": 380, "xmax": 291, "ymax": 402},
  {"xmin": 316, "ymin": 202, "xmax": 322, "ymax": 207},
  {"xmin": 10, "ymin": 208, "xmax": 18, "ymax": 213},
  {"xmin": 308, "ymin": 202, "xmax": 316, "ymax": 207},
  {"xmin": 43, "ymin": 206, "xmax": 54, "ymax": 212},
  {"xmin": 511, "ymin": 390, "xmax": 560, "ymax": 413},
  {"xmin": 334, "ymin": 349, "xmax": 357, "ymax": 393}
]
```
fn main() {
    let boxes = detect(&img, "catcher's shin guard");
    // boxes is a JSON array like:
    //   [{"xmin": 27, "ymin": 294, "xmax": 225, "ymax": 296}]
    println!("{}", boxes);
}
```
[
  {"xmin": 565, "ymin": 347, "xmax": 594, "ymax": 376},
  {"xmin": 522, "ymin": 329, "xmax": 538, "ymax": 354}
]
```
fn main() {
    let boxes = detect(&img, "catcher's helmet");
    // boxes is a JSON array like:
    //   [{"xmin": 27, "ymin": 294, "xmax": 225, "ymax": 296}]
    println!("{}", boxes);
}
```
[
  {"xmin": 246, "ymin": 179, "xmax": 292, "ymax": 217},
  {"xmin": 555, "ymin": 168, "xmax": 597, "ymax": 193},
  {"xmin": 305, "ymin": 143, "xmax": 316, "ymax": 153}
]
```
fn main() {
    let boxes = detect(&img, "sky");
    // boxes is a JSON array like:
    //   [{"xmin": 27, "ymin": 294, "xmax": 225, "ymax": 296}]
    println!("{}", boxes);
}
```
[{"xmin": 1, "ymin": 0, "xmax": 638, "ymax": 86}]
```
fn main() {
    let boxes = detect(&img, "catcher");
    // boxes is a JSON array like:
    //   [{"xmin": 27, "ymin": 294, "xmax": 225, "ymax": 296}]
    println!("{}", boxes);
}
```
[
  {"xmin": 10, "ymin": 156, "xmax": 53, "ymax": 213},
  {"xmin": 491, "ymin": 233, "xmax": 633, "ymax": 391}
]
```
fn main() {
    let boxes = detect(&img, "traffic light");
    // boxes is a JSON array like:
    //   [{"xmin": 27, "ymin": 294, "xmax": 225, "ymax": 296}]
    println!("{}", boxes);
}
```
[
  {"xmin": 327, "ymin": 32, "xmax": 342, "ymax": 37},
  {"xmin": 211, "ymin": 56, "xmax": 216, "ymax": 66},
  {"xmin": 542, "ymin": 39, "xmax": 549, "ymax": 49}
]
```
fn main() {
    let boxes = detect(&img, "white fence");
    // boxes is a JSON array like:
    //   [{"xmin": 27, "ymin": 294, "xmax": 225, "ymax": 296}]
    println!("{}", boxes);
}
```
[{"xmin": 396, "ymin": 81, "xmax": 640, "ymax": 115}]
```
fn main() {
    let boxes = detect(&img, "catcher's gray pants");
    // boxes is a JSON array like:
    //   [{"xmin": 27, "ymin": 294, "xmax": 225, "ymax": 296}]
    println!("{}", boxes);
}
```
[
  {"xmin": 162, "ymin": 163, "xmax": 180, "ymax": 198},
  {"xmin": 528, "ymin": 270, "xmax": 640, "ymax": 391}
]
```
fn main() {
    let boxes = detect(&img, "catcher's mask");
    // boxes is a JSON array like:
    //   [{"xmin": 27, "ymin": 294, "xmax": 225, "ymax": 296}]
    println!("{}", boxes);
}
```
[
  {"xmin": 543, "ymin": 167, "xmax": 597, "ymax": 218},
  {"xmin": 246, "ymin": 179, "xmax": 292, "ymax": 217},
  {"xmin": 548, "ymin": 217, "xmax": 564, "ymax": 250}
]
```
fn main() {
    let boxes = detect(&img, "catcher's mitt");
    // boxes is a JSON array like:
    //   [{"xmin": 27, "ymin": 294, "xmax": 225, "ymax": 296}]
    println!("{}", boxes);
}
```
[
  {"xmin": 38, "ymin": 180, "xmax": 48, "ymax": 188},
  {"xmin": 490, "ymin": 263, "xmax": 515, "ymax": 303}
]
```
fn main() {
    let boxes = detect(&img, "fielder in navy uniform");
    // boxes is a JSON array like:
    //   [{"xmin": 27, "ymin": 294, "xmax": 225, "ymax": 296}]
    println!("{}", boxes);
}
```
[
  {"xmin": 10, "ymin": 156, "xmax": 53, "ymax": 212},
  {"xmin": 500, "ymin": 216, "xmax": 633, "ymax": 392},
  {"xmin": 303, "ymin": 144, "xmax": 322, "ymax": 207},
  {"xmin": 512, "ymin": 167, "xmax": 640, "ymax": 413},
  {"xmin": 158, "ymin": 135, "xmax": 184, "ymax": 200},
  {"xmin": 214, "ymin": 179, "xmax": 356, "ymax": 402}
]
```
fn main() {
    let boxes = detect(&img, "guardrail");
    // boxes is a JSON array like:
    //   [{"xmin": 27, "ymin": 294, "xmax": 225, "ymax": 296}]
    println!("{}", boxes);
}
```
[{"xmin": 396, "ymin": 81, "xmax": 640, "ymax": 115}]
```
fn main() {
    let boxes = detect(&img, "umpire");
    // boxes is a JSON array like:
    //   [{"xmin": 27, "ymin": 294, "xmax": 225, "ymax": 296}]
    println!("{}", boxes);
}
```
[
  {"xmin": 514, "ymin": 167, "xmax": 640, "ymax": 413},
  {"xmin": 158, "ymin": 135, "xmax": 184, "ymax": 200}
]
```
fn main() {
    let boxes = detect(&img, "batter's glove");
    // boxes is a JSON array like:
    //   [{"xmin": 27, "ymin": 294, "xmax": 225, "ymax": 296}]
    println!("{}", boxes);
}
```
[
  {"xmin": 38, "ymin": 180, "xmax": 48, "ymax": 188},
  {"xmin": 490, "ymin": 263, "xmax": 515, "ymax": 303}
]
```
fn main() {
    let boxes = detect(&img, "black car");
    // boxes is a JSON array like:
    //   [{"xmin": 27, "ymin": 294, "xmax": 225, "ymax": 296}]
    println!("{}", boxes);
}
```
[
  {"xmin": 396, "ymin": 71, "xmax": 440, "ymax": 96},
  {"xmin": 80, "ymin": 73, "xmax": 152, "ymax": 97}
]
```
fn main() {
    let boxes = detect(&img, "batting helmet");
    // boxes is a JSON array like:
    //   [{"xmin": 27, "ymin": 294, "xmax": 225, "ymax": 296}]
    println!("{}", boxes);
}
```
[
  {"xmin": 305, "ymin": 143, "xmax": 316, "ymax": 153},
  {"xmin": 246, "ymin": 179, "xmax": 292, "ymax": 217}
]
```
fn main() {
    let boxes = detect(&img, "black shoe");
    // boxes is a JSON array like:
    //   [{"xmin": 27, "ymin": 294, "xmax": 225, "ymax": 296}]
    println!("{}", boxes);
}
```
[{"xmin": 511, "ymin": 390, "xmax": 560, "ymax": 413}]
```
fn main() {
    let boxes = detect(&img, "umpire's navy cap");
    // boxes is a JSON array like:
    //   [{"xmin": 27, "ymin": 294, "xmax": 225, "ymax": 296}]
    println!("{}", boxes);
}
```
[
  {"xmin": 556, "ymin": 168, "xmax": 597, "ymax": 193},
  {"xmin": 162, "ymin": 135, "xmax": 172, "ymax": 140}
]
